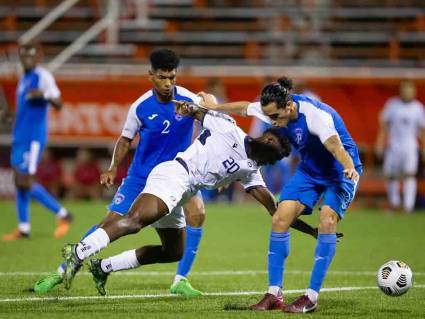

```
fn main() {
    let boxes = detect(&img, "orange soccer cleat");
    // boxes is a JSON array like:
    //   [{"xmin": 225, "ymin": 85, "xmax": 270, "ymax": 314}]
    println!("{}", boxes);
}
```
[
  {"xmin": 54, "ymin": 214, "xmax": 73, "ymax": 239},
  {"xmin": 2, "ymin": 229, "xmax": 30, "ymax": 241}
]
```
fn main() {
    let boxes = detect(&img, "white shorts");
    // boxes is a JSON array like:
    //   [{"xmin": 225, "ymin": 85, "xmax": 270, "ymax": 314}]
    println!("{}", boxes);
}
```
[
  {"xmin": 143, "ymin": 160, "xmax": 195, "ymax": 229},
  {"xmin": 383, "ymin": 147, "xmax": 419, "ymax": 177}
]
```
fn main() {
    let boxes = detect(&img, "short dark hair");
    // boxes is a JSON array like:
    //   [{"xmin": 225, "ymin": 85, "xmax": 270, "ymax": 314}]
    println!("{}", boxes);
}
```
[
  {"xmin": 247, "ymin": 128, "xmax": 291, "ymax": 166},
  {"xmin": 150, "ymin": 49, "xmax": 180, "ymax": 71},
  {"xmin": 260, "ymin": 76, "xmax": 293, "ymax": 109}
]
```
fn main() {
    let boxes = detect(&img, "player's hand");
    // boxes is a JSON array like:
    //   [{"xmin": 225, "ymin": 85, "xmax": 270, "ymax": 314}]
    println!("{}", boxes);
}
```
[
  {"xmin": 218, "ymin": 184, "xmax": 230, "ymax": 193},
  {"xmin": 26, "ymin": 89, "xmax": 45, "ymax": 101},
  {"xmin": 100, "ymin": 168, "xmax": 117, "ymax": 189},
  {"xmin": 198, "ymin": 92, "xmax": 219, "ymax": 110},
  {"xmin": 172, "ymin": 100, "xmax": 192, "ymax": 116},
  {"xmin": 343, "ymin": 168, "xmax": 359, "ymax": 181}
]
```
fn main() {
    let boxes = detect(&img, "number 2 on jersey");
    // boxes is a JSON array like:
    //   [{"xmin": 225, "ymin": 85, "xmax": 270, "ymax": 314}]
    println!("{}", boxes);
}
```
[
  {"xmin": 222, "ymin": 157, "xmax": 240, "ymax": 174},
  {"xmin": 162, "ymin": 120, "xmax": 170, "ymax": 134}
]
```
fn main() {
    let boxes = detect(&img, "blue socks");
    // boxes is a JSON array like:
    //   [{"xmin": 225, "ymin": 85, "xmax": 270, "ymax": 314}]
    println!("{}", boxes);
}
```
[
  {"xmin": 309, "ymin": 233, "xmax": 337, "ymax": 293},
  {"xmin": 268, "ymin": 231, "xmax": 290, "ymax": 288},
  {"xmin": 30, "ymin": 183, "xmax": 63, "ymax": 215},
  {"xmin": 176, "ymin": 226, "xmax": 203, "ymax": 277},
  {"xmin": 16, "ymin": 188, "xmax": 30, "ymax": 231}
]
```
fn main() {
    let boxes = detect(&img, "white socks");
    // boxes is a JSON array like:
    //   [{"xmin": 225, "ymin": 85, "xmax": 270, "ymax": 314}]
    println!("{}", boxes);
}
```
[
  {"xmin": 268, "ymin": 285, "xmax": 282, "ymax": 296},
  {"xmin": 100, "ymin": 249, "xmax": 140, "ymax": 274},
  {"xmin": 387, "ymin": 178, "xmax": 417, "ymax": 212},
  {"xmin": 387, "ymin": 180, "xmax": 401, "ymax": 209},
  {"xmin": 57, "ymin": 207, "xmax": 69, "ymax": 219},
  {"xmin": 18, "ymin": 222, "xmax": 30, "ymax": 234},
  {"xmin": 76, "ymin": 228, "xmax": 110, "ymax": 260},
  {"xmin": 306, "ymin": 288, "xmax": 319, "ymax": 303},
  {"xmin": 173, "ymin": 274, "xmax": 186, "ymax": 286},
  {"xmin": 403, "ymin": 177, "xmax": 417, "ymax": 213}
]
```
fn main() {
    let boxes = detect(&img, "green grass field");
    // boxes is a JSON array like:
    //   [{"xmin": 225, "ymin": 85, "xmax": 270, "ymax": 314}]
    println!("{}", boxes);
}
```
[{"xmin": 0, "ymin": 200, "xmax": 424, "ymax": 318}]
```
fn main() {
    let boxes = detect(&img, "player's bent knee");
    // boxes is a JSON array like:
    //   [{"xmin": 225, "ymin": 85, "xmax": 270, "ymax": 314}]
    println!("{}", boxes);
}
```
[
  {"xmin": 319, "ymin": 207, "xmax": 339, "ymax": 233},
  {"xmin": 271, "ymin": 212, "xmax": 291, "ymax": 232}
]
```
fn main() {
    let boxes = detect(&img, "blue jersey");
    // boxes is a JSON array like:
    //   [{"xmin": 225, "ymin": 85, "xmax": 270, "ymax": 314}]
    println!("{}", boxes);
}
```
[
  {"xmin": 247, "ymin": 94, "xmax": 362, "ymax": 181},
  {"xmin": 121, "ymin": 86, "xmax": 199, "ymax": 180},
  {"xmin": 13, "ymin": 66, "xmax": 60, "ymax": 145}
]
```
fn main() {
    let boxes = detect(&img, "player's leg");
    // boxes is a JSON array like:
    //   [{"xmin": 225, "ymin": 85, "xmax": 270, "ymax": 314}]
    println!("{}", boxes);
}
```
[
  {"xmin": 401, "ymin": 148, "xmax": 419, "ymax": 213},
  {"xmin": 62, "ymin": 193, "xmax": 169, "ymax": 289},
  {"xmin": 171, "ymin": 194, "xmax": 205, "ymax": 296},
  {"xmin": 88, "ymin": 208, "xmax": 186, "ymax": 295},
  {"xmin": 33, "ymin": 224, "xmax": 98, "ymax": 293},
  {"xmin": 3, "ymin": 170, "xmax": 33, "ymax": 240},
  {"xmin": 30, "ymin": 182, "xmax": 72, "ymax": 238},
  {"xmin": 34, "ymin": 176, "xmax": 144, "ymax": 293},
  {"xmin": 383, "ymin": 149, "xmax": 401, "ymax": 210},
  {"xmin": 284, "ymin": 174, "xmax": 360, "ymax": 314},
  {"xmin": 251, "ymin": 169, "xmax": 319, "ymax": 311},
  {"xmin": 4, "ymin": 141, "xmax": 35, "ymax": 240}
]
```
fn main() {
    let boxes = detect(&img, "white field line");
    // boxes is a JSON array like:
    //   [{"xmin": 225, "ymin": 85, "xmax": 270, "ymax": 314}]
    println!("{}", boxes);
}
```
[
  {"xmin": 1, "ymin": 285, "xmax": 424, "ymax": 303},
  {"xmin": 0, "ymin": 270, "xmax": 424, "ymax": 277}
]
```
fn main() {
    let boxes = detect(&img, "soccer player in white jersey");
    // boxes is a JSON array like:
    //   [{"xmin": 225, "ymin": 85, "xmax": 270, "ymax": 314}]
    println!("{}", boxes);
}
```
[
  {"xmin": 376, "ymin": 80, "xmax": 425, "ymax": 213},
  {"xmin": 3, "ymin": 44, "xmax": 72, "ymax": 241},
  {"xmin": 199, "ymin": 77, "xmax": 361, "ymax": 313},
  {"xmin": 60, "ymin": 100, "xmax": 324, "ymax": 295}
]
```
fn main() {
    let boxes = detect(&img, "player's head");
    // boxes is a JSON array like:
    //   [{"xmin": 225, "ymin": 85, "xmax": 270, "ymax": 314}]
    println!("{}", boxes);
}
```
[
  {"xmin": 399, "ymin": 79, "xmax": 416, "ymax": 103},
  {"xmin": 149, "ymin": 49, "xmax": 180, "ymax": 101},
  {"xmin": 247, "ymin": 128, "xmax": 291, "ymax": 166},
  {"xmin": 260, "ymin": 76, "xmax": 297, "ymax": 127},
  {"xmin": 19, "ymin": 44, "xmax": 38, "ymax": 72}
]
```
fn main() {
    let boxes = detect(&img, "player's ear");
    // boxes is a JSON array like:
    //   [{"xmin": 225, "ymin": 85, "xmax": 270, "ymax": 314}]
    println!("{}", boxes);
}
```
[{"xmin": 148, "ymin": 69, "xmax": 154, "ymax": 81}]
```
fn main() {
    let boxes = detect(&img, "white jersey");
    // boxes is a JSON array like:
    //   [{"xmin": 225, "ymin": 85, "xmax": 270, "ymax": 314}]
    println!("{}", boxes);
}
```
[
  {"xmin": 177, "ymin": 111, "xmax": 266, "ymax": 191},
  {"xmin": 380, "ymin": 97, "xmax": 425, "ymax": 150}
]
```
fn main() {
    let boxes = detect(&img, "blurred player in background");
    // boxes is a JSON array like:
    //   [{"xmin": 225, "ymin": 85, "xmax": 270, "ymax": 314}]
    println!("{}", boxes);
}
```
[
  {"xmin": 34, "ymin": 49, "xmax": 206, "ymax": 297},
  {"xmin": 200, "ymin": 77, "xmax": 361, "ymax": 313},
  {"xmin": 3, "ymin": 44, "xmax": 72, "ymax": 241},
  {"xmin": 376, "ymin": 80, "xmax": 425, "ymax": 213}
]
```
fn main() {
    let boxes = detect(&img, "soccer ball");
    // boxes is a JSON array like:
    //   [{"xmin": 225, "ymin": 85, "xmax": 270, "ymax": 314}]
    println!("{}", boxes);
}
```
[{"xmin": 376, "ymin": 260, "xmax": 413, "ymax": 296}]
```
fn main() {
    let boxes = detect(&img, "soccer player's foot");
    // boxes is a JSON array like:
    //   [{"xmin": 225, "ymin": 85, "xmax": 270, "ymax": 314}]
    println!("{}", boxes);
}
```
[
  {"xmin": 283, "ymin": 294, "xmax": 318, "ymax": 313},
  {"xmin": 2, "ymin": 229, "xmax": 30, "ymax": 241},
  {"xmin": 250, "ymin": 292, "xmax": 284, "ymax": 311},
  {"xmin": 33, "ymin": 272, "xmax": 63, "ymax": 294},
  {"xmin": 88, "ymin": 259, "xmax": 109, "ymax": 296},
  {"xmin": 62, "ymin": 243, "xmax": 82, "ymax": 289},
  {"xmin": 170, "ymin": 278, "xmax": 203, "ymax": 297},
  {"xmin": 54, "ymin": 213, "xmax": 73, "ymax": 239}
]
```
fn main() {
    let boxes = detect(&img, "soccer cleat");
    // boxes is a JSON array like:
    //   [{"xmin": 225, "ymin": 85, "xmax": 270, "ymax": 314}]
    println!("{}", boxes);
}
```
[
  {"xmin": 54, "ymin": 213, "xmax": 73, "ymax": 239},
  {"xmin": 33, "ymin": 272, "xmax": 63, "ymax": 294},
  {"xmin": 88, "ymin": 259, "xmax": 109, "ymax": 296},
  {"xmin": 2, "ymin": 229, "xmax": 30, "ymax": 241},
  {"xmin": 62, "ymin": 244, "xmax": 82, "ymax": 289},
  {"xmin": 283, "ymin": 294, "xmax": 318, "ymax": 313},
  {"xmin": 250, "ymin": 293, "xmax": 285, "ymax": 311},
  {"xmin": 170, "ymin": 278, "xmax": 203, "ymax": 297}
]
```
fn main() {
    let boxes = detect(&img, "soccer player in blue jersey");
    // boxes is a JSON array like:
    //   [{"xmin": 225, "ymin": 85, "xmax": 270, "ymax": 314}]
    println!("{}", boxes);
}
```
[
  {"xmin": 33, "ymin": 49, "xmax": 206, "ymax": 296},
  {"xmin": 200, "ymin": 77, "xmax": 362, "ymax": 313},
  {"xmin": 3, "ymin": 44, "xmax": 72, "ymax": 241}
]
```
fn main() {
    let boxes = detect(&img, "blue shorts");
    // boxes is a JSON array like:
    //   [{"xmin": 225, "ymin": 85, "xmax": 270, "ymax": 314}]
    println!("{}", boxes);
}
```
[
  {"xmin": 279, "ymin": 167, "xmax": 362, "ymax": 219},
  {"xmin": 11, "ymin": 140, "xmax": 45, "ymax": 175},
  {"xmin": 108, "ymin": 174, "xmax": 203, "ymax": 216}
]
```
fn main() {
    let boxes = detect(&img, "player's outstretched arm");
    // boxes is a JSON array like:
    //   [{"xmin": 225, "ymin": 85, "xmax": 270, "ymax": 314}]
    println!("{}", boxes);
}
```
[
  {"xmin": 247, "ymin": 186, "xmax": 335, "ymax": 239},
  {"xmin": 100, "ymin": 136, "xmax": 132, "ymax": 188},
  {"xmin": 197, "ymin": 93, "xmax": 250, "ymax": 116}
]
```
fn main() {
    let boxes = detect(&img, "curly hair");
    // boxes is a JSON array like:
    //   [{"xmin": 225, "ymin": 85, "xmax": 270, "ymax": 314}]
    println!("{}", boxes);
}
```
[{"xmin": 150, "ymin": 49, "xmax": 180, "ymax": 71}]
